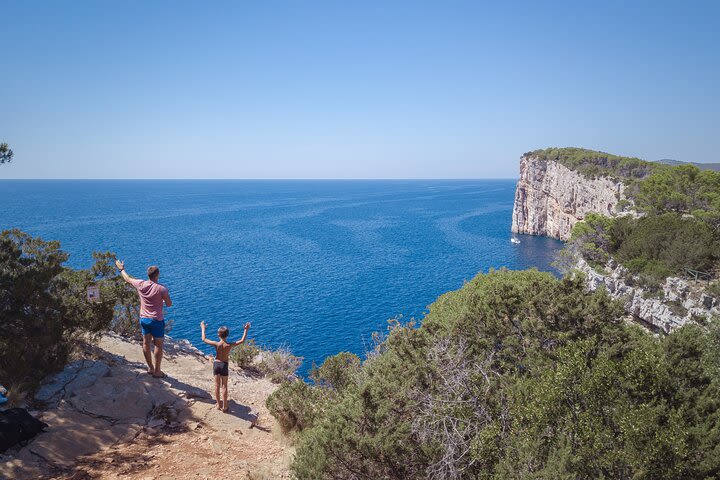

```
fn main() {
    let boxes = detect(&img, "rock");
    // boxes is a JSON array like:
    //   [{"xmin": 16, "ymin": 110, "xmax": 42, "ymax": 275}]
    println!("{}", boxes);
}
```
[
  {"xmin": 700, "ymin": 293, "xmax": 716, "ymax": 310},
  {"xmin": 511, "ymin": 153, "xmax": 628, "ymax": 240},
  {"xmin": 13, "ymin": 408, "xmax": 135, "ymax": 467},
  {"xmin": 664, "ymin": 277, "xmax": 689, "ymax": 302},
  {"xmin": 176, "ymin": 385, "xmax": 212, "ymax": 400},
  {"xmin": 147, "ymin": 418, "xmax": 166, "ymax": 429},
  {"xmin": 68, "ymin": 375, "xmax": 153, "ymax": 423},
  {"xmin": 576, "ymin": 259, "xmax": 686, "ymax": 333},
  {"xmin": 34, "ymin": 360, "xmax": 110, "ymax": 407}
]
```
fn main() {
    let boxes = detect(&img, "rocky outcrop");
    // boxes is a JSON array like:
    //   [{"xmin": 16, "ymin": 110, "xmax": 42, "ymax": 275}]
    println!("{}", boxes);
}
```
[
  {"xmin": 511, "ymin": 153, "xmax": 626, "ymax": 240},
  {"xmin": 1, "ymin": 334, "xmax": 291, "ymax": 480},
  {"xmin": 577, "ymin": 259, "xmax": 720, "ymax": 333}
]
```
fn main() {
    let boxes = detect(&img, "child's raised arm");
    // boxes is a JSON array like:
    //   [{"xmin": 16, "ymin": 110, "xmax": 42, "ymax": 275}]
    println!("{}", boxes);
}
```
[
  {"xmin": 232, "ymin": 323, "xmax": 251, "ymax": 346},
  {"xmin": 200, "ymin": 321, "xmax": 218, "ymax": 346}
]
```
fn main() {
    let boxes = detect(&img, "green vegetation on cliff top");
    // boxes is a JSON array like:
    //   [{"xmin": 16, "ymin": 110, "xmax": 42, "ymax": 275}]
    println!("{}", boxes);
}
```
[
  {"xmin": 565, "ymin": 156, "xmax": 720, "ymax": 285},
  {"xmin": 525, "ymin": 147, "xmax": 659, "ymax": 181}
]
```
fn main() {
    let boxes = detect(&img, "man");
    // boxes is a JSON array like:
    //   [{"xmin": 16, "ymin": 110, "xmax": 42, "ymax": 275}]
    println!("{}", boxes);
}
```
[{"xmin": 115, "ymin": 260, "xmax": 172, "ymax": 378}]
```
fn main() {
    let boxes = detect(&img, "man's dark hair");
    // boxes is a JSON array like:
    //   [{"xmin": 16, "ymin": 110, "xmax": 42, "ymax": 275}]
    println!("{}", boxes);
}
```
[
  {"xmin": 147, "ymin": 266, "xmax": 160, "ymax": 280},
  {"xmin": 218, "ymin": 326, "xmax": 229, "ymax": 339}
]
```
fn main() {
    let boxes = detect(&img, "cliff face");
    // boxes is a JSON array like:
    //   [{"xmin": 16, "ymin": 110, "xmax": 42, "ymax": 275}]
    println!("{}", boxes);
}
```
[{"xmin": 511, "ymin": 153, "xmax": 626, "ymax": 241}]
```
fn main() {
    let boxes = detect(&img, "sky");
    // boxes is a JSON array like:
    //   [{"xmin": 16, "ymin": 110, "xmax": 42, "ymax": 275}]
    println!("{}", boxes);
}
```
[{"xmin": 1, "ymin": 0, "xmax": 719, "ymax": 179}]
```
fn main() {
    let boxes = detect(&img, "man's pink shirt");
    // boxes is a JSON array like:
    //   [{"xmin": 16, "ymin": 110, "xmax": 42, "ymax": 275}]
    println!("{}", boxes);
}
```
[{"xmin": 129, "ymin": 279, "xmax": 170, "ymax": 321}]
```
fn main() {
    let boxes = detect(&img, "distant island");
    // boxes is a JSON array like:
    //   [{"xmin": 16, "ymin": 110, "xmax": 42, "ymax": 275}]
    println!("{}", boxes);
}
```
[{"xmin": 656, "ymin": 158, "xmax": 720, "ymax": 171}]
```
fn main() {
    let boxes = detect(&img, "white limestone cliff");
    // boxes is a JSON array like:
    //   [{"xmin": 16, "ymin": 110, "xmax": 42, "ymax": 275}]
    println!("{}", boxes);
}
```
[
  {"xmin": 576, "ymin": 258, "xmax": 720, "ymax": 333},
  {"xmin": 511, "ymin": 153, "xmax": 627, "ymax": 240}
]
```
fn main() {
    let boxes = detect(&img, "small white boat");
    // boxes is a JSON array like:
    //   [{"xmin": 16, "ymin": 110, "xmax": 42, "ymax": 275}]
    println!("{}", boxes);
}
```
[{"xmin": 510, "ymin": 237, "xmax": 521, "ymax": 244}]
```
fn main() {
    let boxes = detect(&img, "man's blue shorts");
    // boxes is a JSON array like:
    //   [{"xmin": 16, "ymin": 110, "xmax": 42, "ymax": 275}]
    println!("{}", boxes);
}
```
[{"xmin": 140, "ymin": 317, "xmax": 165, "ymax": 338}]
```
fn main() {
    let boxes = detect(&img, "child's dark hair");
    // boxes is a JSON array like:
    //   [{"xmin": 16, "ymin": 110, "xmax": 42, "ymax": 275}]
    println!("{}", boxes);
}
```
[{"xmin": 218, "ymin": 326, "xmax": 229, "ymax": 339}]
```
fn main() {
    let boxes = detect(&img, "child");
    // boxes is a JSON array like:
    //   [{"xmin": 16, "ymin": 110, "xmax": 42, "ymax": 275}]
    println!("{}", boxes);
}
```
[{"xmin": 200, "ymin": 320, "xmax": 251, "ymax": 412}]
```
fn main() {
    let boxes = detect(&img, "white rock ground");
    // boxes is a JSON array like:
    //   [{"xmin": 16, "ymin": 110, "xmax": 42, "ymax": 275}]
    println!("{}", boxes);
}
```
[{"xmin": 0, "ymin": 334, "xmax": 293, "ymax": 479}]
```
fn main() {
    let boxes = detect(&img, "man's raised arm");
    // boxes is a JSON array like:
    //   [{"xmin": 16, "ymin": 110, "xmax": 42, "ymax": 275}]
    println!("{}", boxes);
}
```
[
  {"xmin": 115, "ymin": 260, "xmax": 136, "ymax": 284},
  {"xmin": 163, "ymin": 288, "xmax": 173, "ymax": 307}
]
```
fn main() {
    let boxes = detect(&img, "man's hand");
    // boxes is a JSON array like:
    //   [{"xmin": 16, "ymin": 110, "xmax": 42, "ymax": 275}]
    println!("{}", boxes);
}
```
[
  {"xmin": 244, "ymin": 322, "xmax": 251, "ymax": 330},
  {"xmin": 200, "ymin": 321, "xmax": 206, "ymax": 330},
  {"xmin": 115, "ymin": 259, "xmax": 125, "ymax": 271}
]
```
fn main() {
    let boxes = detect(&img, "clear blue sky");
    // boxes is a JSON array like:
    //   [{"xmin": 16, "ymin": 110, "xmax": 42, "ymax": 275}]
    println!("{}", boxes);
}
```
[{"xmin": 1, "ymin": 0, "xmax": 719, "ymax": 179}]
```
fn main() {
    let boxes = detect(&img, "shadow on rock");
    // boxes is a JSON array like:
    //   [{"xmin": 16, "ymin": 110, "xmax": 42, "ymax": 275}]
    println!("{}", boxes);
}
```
[{"xmin": 1, "ymin": 347, "xmax": 210, "ymax": 480}]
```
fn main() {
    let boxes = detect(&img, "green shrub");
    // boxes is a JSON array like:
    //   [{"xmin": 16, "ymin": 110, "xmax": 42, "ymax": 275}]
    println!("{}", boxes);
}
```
[
  {"xmin": 636, "ymin": 164, "xmax": 720, "ymax": 214},
  {"xmin": 229, "ymin": 339, "xmax": 260, "ymax": 368},
  {"xmin": 707, "ymin": 281, "xmax": 720, "ymax": 300},
  {"xmin": 569, "ymin": 213, "xmax": 616, "ymax": 267},
  {"xmin": 266, "ymin": 380, "xmax": 328, "ymax": 432},
  {"xmin": 276, "ymin": 270, "xmax": 720, "ymax": 479},
  {"xmin": 310, "ymin": 352, "xmax": 361, "ymax": 391},
  {"xmin": 0, "ymin": 230, "xmax": 133, "ymax": 392},
  {"xmin": 624, "ymin": 257, "xmax": 674, "ymax": 284},
  {"xmin": 527, "ymin": 147, "xmax": 658, "ymax": 181},
  {"xmin": 616, "ymin": 214, "xmax": 718, "ymax": 274}
]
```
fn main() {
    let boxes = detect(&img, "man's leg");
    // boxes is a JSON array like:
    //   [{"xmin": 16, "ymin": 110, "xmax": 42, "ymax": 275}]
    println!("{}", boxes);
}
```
[
  {"xmin": 221, "ymin": 376, "xmax": 229, "ymax": 412},
  {"xmin": 152, "ymin": 337, "xmax": 164, "ymax": 377},
  {"xmin": 142, "ymin": 334, "xmax": 154, "ymax": 373},
  {"xmin": 215, "ymin": 375, "xmax": 221, "ymax": 409}
]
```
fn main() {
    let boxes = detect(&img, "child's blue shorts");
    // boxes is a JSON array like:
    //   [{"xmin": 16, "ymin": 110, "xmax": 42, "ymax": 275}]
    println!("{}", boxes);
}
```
[{"xmin": 140, "ymin": 317, "xmax": 165, "ymax": 338}]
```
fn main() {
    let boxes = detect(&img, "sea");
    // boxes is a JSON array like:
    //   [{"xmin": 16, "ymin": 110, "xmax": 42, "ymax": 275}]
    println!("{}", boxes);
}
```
[{"xmin": 0, "ymin": 180, "xmax": 563, "ymax": 375}]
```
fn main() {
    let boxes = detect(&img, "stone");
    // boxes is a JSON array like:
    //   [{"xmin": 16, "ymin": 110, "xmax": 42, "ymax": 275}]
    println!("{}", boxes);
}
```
[
  {"xmin": 575, "ymin": 258, "xmax": 691, "ymax": 333},
  {"xmin": 34, "ymin": 360, "xmax": 110, "ymax": 407},
  {"xmin": 700, "ymin": 293, "xmax": 716, "ymax": 310},
  {"xmin": 68, "ymin": 376, "xmax": 153, "ymax": 423},
  {"xmin": 13, "ymin": 408, "xmax": 136, "ymax": 467},
  {"xmin": 664, "ymin": 277, "xmax": 689, "ymax": 302},
  {"xmin": 147, "ymin": 418, "xmax": 166, "ymax": 429}
]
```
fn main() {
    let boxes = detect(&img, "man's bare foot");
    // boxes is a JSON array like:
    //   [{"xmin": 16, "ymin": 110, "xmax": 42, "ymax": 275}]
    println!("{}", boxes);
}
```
[
  {"xmin": 222, "ymin": 406, "xmax": 229, "ymax": 413},
  {"xmin": 216, "ymin": 403, "xmax": 222, "ymax": 410},
  {"xmin": 147, "ymin": 368, "xmax": 154, "ymax": 375},
  {"xmin": 152, "ymin": 371, "xmax": 166, "ymax": 378}
]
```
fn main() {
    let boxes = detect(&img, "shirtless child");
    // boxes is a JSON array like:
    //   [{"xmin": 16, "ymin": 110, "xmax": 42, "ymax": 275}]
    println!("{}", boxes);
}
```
[{"xmin": 200, "ymin": 321, "xmax": 251, "ymax": 412}]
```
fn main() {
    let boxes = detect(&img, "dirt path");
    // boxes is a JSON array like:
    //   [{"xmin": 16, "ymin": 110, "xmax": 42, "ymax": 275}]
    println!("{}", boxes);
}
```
[{"xmin": 0, "ymin": 334, "xmax": 293, "ymax": 479}]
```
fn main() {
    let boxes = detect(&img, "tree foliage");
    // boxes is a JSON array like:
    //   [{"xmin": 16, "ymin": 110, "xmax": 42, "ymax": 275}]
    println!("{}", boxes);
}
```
[
  {"xmin": 569, "ymin": 212, "xmax": 720, "ymax": 284},
  {"xmin": 527, "ymin": 147, "xmax": 658, "ymax": 181},
  {"xmin": 0, "ymin": 229, "xmax": 137, "ymax": 391},
  {"xmin": 0, "ymin": 142, "xmax": 12, "ymax": 164},
  {"xmin": 564, "ymin": 160, "xmax": 720, "ymax": 283},
  {"xmin": 264, "ymin": 270, "xmax": 720, "ymax": 479},
  {"xmin": 636, "ymin": 164, "xmax": 720, "ymax": 215}
]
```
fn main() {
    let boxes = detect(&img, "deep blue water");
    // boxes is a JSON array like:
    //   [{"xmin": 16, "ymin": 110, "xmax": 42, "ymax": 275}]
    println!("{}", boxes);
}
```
[{"xmin": 0, "ymin": 180, "xmax": 562, "ymax": 374}]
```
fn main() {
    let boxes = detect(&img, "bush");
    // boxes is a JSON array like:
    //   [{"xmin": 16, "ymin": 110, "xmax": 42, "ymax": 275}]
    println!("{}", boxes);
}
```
[
  {"xmin": 310, "ymin": 352, "xmax": 361, "ymax": 391},
  {"xmin": 275, "ymin": 270, "xmax": 720, "ymax": 479},
  {"xmin": 636, "ymin": 164, "xmax": 720, "ymax": 214},
  {"xmin": 616, "ymin": 213, "xmax": 719, "ymax": 274},
  {"xmin": 266, "ymin": 380, "xmax": 328, "ymax": 432},
  {"xmin": 528, "ymin": 147, "xmax": 657, "ymax": 181},
  {"xmin": 568, "ymin": 213, "xmax": 617, "ymax": 267},
  {"xmin": 229, "ymin": 339, "xmax": 260, "ymax": 368},
  {"xmin": 0, "ymin": 230, "xmax": 132, "ymax": 392},
  {"xmin": 708, "ymin": 281, "xmax": 720, "ymax": 300},
  {"xmin": 258, "ymin": 346, "xmax": 303, "ymax": 383},
  {"xmin": 570, "ymin": 211, "xmax": 719, "ymax": 284}
]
